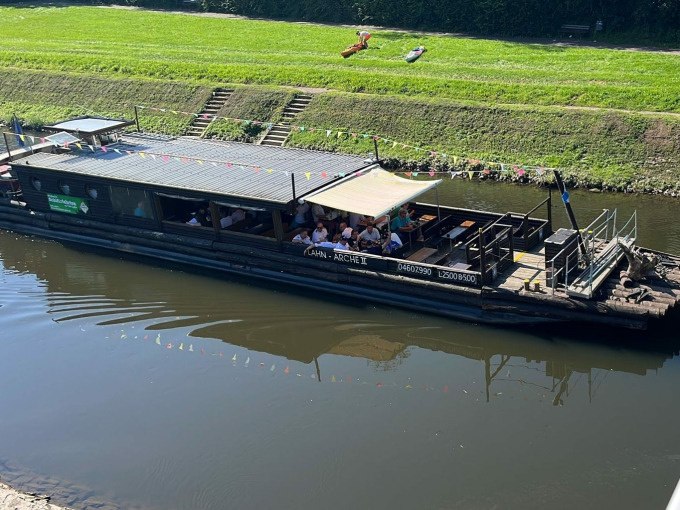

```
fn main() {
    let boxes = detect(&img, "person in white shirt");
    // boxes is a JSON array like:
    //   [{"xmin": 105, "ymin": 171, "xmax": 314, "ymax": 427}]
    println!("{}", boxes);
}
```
[
  {"xmin": 382, "ymin": 232, "xmax": 403, "ymax": 255},
  {"xmin": 338, "ymin": 222, "xmax": 353, "ymax": 239},
  {"xmin": 219, "ymin": 208, "xmax": 246, "ymax": 229},
  {"xmin": 334, "ymin": 238, "xmax": 350, "ymax": 250},
  {"xmin": 359, "ymin": 223, "xmax": 381, "ymax": 244},
  {"xmin": 231, "ymin": 208, "xmax": 246, "ymax": 223},
  {"xmin": 220, "ymin": 215, "xmax": 233, "ymax": 229},
  {"xmin": 311, "ymin": 222, "xmax": 328, "ymax": 243},
  {"xmin": 292, "ymin": 230, "xmax": 312, "ymax": 245}
]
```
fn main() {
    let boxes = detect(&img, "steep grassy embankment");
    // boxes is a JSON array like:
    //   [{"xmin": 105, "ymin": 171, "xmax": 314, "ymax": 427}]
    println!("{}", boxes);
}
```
[
  {"xmin": 0, "ymin": 69, "xmax": 290, "ymax": 139},
  {"xmin": 291, "ymin": 94, "xmax": 680, "ymax": 192},
  {"xmin": 1, "ymin": 5, "xmax": 679, "ymax": 192}
]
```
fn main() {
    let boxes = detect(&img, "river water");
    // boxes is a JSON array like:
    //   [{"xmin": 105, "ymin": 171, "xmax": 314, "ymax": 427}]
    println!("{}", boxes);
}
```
[{"xmin": 1, "ymin": 180, "xmax": 679, "ymax": 510}]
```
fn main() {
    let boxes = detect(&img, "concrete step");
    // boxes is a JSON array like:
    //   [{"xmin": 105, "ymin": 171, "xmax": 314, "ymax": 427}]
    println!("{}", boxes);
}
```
[{"xmin": 260, "ymin": 140, "xmax": 283, "ymax": 146}]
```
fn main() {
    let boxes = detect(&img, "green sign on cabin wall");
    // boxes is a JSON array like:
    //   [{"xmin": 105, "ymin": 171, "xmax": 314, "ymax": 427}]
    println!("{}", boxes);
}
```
[{"xmin": 47, "ymin": 193, "xmax": 89, "ymax": 215}]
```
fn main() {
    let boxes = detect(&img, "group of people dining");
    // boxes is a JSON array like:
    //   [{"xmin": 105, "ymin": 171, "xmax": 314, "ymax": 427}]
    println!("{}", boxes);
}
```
[
  {"xmin": 291, "ymin": 201, "xmax": 420, "ymax": 257},
  {"xmin": 185, "ymin": 205, "xmax": 248, "ymax": 229}
]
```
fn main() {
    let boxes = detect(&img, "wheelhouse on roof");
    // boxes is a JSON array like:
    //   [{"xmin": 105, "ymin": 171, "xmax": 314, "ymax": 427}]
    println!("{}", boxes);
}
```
[{"xmin": 44, "ymin": 116, "xmax": 136, "ymax": 147}]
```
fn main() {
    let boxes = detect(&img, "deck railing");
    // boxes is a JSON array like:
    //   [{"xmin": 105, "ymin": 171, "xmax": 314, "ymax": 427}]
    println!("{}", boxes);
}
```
[
  {"xmin": 547, "ymin": 209, "xmax": 637, "ymax": 297},
  {"xmin": 474, "ymin": 223, "xmax": 515, "ymax": 284}
]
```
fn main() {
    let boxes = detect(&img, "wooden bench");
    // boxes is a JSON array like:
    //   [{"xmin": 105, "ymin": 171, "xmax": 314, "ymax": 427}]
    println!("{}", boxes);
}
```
[
  {"xmin": 559, "ymin": 24, "xmax": 591, "ymax": 37},
  {"xmin": 406, "ymin": 247, "xmax": 438, "ymax": 263}
]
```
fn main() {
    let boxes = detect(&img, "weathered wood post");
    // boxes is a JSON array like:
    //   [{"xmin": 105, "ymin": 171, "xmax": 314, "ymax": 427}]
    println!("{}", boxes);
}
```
[{"xmin": 133, "ymin": 106, "xmax": 141, "ymax": 132}]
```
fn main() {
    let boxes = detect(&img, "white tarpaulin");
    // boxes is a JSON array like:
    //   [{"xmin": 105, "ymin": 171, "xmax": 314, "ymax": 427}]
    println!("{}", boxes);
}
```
[{"xmin": 304, "ymin": 168, "xmax": 441, "ymax": 218}]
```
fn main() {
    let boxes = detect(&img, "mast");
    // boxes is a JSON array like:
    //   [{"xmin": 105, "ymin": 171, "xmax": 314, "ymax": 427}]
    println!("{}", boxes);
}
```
[{"xmin": 553, "ymin": 170, "xmax": 587, "ymax": 257}]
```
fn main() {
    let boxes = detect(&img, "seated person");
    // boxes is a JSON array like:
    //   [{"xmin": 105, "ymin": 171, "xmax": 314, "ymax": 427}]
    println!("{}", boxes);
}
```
[
  {"xmin": 334, "ymin": 238, "xmax": 351, "ymax": 251},
  {"xmin": 400, "ymin": 202, "xmax": 415, "ymax": 219},
  {"xmin": 186, "ymin": 207, "xmax": 210, "ymax": 227},
  {"xmin": 134, "ymin": 201, "xmax": 147, "ymax": 218},
  {"xmin": 292, "ymin": 229, "xmax": 312, "ymax": 245},
  {"xmin": 382, "ymin": 232, "xmax": 403, "ymax": 256},
  {"xmin": 391, "ymin": 208, "xmax": 415, "ymax": 240},
  {"xmin": 347, "ymin": 229, "xmax": 360, "ymax": 251},
  {"xmin": 359, "ymin": 223, "xmax": 382, "ymax": 252},
  {"xmin": 311, "ymin": 222, "xmax": 328, "ymax": 243},
  {"xmin": 306, "ymin": 233, "xmax": 342, "ymax": 251},
  {"xmin": 365, "ymin": 214, "xmax": 389, "ymax": 231},
  {"xmin": 230, "ymin": 208, "xmax": 246, "ymax": 224},
  {"xmin": 220, "ymin": 207, "xmax": 246, "ymax": 229},
  {"xmin": 338, "ymin": 221, "xmax": 353, "ymax": 239},
  {"xmin": 219, "ymin": 207, "xmax": 233, "ymax": 228}
]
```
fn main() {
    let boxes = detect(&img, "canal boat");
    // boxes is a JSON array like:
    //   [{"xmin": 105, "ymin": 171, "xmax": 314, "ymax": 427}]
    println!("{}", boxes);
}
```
[{"xmin": 1, "ymin": 117, "xmax": 679, "ymax": 330}]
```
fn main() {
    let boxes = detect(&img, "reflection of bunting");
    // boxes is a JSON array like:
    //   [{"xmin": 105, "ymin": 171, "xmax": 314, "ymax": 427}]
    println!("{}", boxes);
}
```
[{"xmin": 97, "ymin": 327, "xmax": 531, "ymax": 403}]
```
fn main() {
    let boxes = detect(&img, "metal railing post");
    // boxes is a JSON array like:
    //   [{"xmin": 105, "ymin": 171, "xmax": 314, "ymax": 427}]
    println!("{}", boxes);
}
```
[{"xmin": 551, "ymin": 259, "xmax": 556, "ymax": 294}]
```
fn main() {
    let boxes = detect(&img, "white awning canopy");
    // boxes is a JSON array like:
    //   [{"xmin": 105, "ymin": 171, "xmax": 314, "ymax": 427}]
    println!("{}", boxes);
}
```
[{"xmin": 303, "ymin": 168, "xmax": 441, "ymax": 218}]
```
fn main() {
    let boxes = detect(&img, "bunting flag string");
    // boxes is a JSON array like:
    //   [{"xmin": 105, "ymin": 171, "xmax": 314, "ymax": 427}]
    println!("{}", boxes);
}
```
[{"xmin": 2, "ymin": 128, "xmax": 556, "ymax": 181}]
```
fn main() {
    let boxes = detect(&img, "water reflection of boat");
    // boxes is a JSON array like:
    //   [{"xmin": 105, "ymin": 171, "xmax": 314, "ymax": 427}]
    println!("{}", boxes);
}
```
[
  {"xmin": 2, "ymin": 118, "xmax": 680, "ymax": 329},
  {"xmin": 2, "ymin": 230, "xmax": 678, "ymax": 406}
]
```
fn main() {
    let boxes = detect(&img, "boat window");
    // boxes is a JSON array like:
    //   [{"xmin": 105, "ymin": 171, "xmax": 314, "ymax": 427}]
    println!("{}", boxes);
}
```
[
  {"xmin": 157, "ymin": 194, "xmax": 212, "ymax": 227},
  {"xmin": 31, "ymin": 177, "xmax": 41, "ymax": 191},
  {"xmin": 86, "ymin": 186, "xmax": 98, "ymax": 200},
  {"xmin": 58, "ymin": 182, "xmax": 71, "ymax": 195},
  {"xmin": 110, "ymin": 185, "xmax": 155, "ymax": 220}
]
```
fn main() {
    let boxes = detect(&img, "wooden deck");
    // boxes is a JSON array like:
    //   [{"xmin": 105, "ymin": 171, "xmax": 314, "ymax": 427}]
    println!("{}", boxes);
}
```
[{"xmin": 496, "ymin": 246, "xmax": 548, "ymax": 292}]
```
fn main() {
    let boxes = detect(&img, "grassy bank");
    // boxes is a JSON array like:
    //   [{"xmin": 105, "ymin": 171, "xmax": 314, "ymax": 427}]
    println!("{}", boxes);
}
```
[
  {"xmin": 1, "ymin": 6, "xmax": 679, "ymax": 194},
  {"xmin": 0, "ymin": 68, "xmax": 290, "ymax": 139},
  {"xmin": 290, "ymin": 94, "xmax": 680, "ymax": 193},
  {"xmin": 1, "ymin": 6, "xmax": 680, "ymax": 112}
]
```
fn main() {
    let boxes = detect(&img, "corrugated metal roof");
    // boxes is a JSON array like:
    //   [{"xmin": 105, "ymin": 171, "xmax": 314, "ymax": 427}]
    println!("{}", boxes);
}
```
[
  {"xmin": 16, "ymin": 134, "xmax": 371, "ymax": 205},
  {"xmin": 46, "ymin": 117, "xmax": 133, "ymax": 134}
]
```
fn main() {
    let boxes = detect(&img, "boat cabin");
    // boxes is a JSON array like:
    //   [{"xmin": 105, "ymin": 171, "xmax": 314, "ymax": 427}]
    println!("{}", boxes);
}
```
[{"xmin": 4, "ymin": 121, "xmax": 554, "ymax": 292}]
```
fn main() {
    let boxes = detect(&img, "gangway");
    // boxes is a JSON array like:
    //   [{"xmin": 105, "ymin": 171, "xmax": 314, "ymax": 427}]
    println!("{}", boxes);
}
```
[{"xmin": 546, "ymin": 209, "xmax": 637, "ymax": 299}]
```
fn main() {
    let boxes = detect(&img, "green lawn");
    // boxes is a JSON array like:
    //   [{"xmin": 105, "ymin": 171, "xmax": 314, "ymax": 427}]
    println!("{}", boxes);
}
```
[
  {"xmin": 1, "ymin": 6, "xmax": 680, "ymax": 112},
  {"xmin": 2, "ymin": 6, "xmax": 680, "ymax": 193}
]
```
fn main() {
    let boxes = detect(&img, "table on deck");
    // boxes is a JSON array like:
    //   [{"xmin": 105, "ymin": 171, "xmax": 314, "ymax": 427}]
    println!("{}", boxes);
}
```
[
  {"xmin": 442, "ymin": 220, "xmax": 475, "ymax": 249},
  {"xmin": 406, "ymin": 247, "xmax": 438, "ymax": 263},
  {"xmin": 404, "ymin": 214, "xmax": 437, "ymax": 244},
  {"xmin": 448, "ymin": 262, "xmax": 472, "ymax": 270}
]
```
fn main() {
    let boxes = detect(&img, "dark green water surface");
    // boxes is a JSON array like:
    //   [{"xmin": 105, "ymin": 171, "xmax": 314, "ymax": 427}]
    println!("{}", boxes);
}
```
[{"xmin": 1, "ymin": 180, "xmax": 679, "ymax": 510}]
